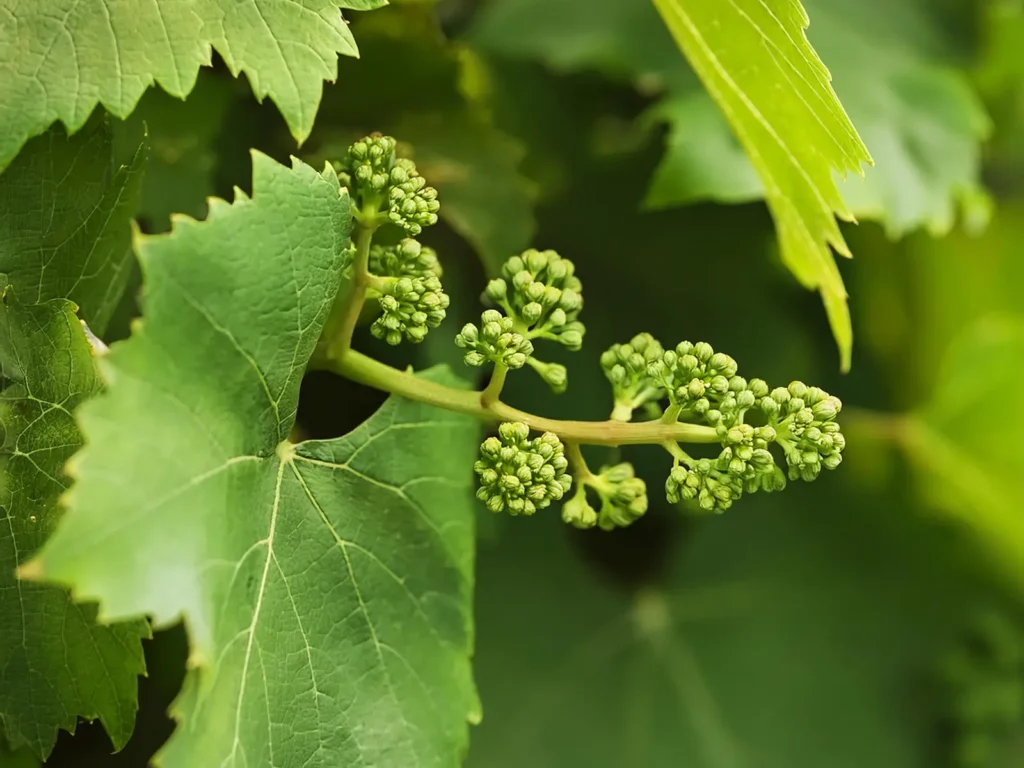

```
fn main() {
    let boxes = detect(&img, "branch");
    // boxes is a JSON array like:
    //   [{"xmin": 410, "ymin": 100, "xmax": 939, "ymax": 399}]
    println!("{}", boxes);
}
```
[{"xmin": 316, "ymin": 349, "xmax": 721, "ymax": 448}]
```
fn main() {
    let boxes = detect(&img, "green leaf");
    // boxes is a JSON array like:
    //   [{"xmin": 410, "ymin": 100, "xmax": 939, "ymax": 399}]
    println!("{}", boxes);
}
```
[
  {"xmin": 0, "ymin": 118, "xmax": 146, "ymax": 336},
  {"xmin": 647, "ymin": 1, "xmax": 991, "ymax": 239},
  {"xmin": 25, "ymin": 154, "xmax": 480, "ymax": 766},
  {"xmin": 0, "ymin": 0, "xmax": 379, "ymax": 171},
  {"xmin": 0, "ymin": 741, "xmax": 40, "ymax": 768},
  {"xmin": 468, "ymin": 495, "xmax": 992, "ymax": 768},
  {"xmin": 468, "ymin": 0, "xmax": 691, "ymax": 91},
  {"xmin": 643, "ymin": 92, "xmax": 763, "ymax": 208},
  {"xmin": 0, "ymin": 285, "xmax": 149, "ymax": 759},
  {"xmin": 651, "ymin": 0, "xmax": 871, "ymax": 370},
  {"xmin": 129, "ymin": 74, "xmax": 238, "ymax": 232}
]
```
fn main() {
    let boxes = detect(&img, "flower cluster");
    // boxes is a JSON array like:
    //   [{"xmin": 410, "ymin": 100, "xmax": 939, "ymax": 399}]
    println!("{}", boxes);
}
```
[
  {"xmin": 485, "ymin": 249, "xmax": 585, "ymax": 350},
  {"xmin": 369, "ymin": 238, "xmax": 442, "ymax": 281},
  {"xmin": 337, "ymin": 134, "xmax": 439, "ymax": 234},
  {"xmin": 595, "ymin": 337, "xmax": 846, "ymax": 514},
  {"xmin": 370, "ymin": 275, "xmax": 449, "ymax": 345},
  {"xmin": 455, "ymin": 310, "xmax": 535, "ymax": 368},
  {"xmin": 474, "ymin": 423, "xmax": 572, "ymax": 515},
  {"xmin": 600, "ymin": 332, "xmax": 666, "ymax": 421},
  {"xmin": 562, "ymin": 462, "xmax": 649, "ymax": 531}
]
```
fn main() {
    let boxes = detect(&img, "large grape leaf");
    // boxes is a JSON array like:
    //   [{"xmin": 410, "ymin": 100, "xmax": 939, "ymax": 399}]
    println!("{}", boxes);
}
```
[
  {"xmin": 0, "ymin": 0, "xmax": 386, "ymax": 171},
  {"xmin": 0, "ymin": 286, "xmax": 150, "ymax": 759},
  {"xmin": 23, "ymin": 154, "xmax": 480, "ymax": 767},
  {"xmin": 0, "ymin": 119, "xmax": 146, "ymax": 336},
  {"xmin": 467, "ymin": 489, "xmax": 992, "ymax": 768}
]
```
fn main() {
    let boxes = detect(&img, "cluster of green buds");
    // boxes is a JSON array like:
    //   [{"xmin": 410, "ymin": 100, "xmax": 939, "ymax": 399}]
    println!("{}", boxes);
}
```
[
  {"xmin": 600, "ymin": 333, "xmax": 666, "ymax": 421},
  {"xmin": 337, "ymin": 135, "xmax": 439, "ymax": 234},
  {"xmin": 337, "ymin": 136, "xmax": 450, "ymax": 347},
  {"xmin": 458, "ymin": 249, "xmax": 585, "ymax": 393},
  {"xmin": 366, "ymin": 239, "xmax": 449, "ymax": 345},
  {"xmin": 369, "ymin": 238, "xmax": 442, "ymax": 280},
  {"xmin": 474, "ymin": 423, "xmax": 572, "ymax": 515},
  {"xmin": 562, "ymin": 463, "xmax": 649, "ymax": 531},
  {"xmin": 455, "ymin": 310, "xmax": 535, "ymax": 369},
  {"xmin": 606, "ymin": 337, "xmax": 846, "ymax": 514},
  {"xmin": 938, "ymin": 610, "xmax": 1024, "ymax": 768}
]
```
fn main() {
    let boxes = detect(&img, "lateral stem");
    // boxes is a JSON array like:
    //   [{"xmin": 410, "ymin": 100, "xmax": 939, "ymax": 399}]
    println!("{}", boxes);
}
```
[
  {"xmin": 319, "ymin": 349, "xmax": 721, "ymax": 448},
  {"xmin": 480, "ymin": 364, "xmax": 509, "ymax": 407},
  {"xmin": 326, "ymin": 215, "xmax": 378, "ymax": 359},
  {"xmin": 564, "ymin": 440, "xmax": 595, "ymax": 481}
]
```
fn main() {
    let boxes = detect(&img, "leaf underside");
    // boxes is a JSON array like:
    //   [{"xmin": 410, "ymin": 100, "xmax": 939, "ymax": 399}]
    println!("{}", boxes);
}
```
[{"xmin": 28, "ymin": 154, "xmax": 480, "ymax": 767}]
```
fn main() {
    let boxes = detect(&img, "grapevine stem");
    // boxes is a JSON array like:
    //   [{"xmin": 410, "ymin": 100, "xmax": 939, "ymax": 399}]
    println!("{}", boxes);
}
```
[
  {"xmin": 317, "ymin": 348, "xmax": 721, "ymax": 448},
  {"xmin": 480, "ymin": 364, "xmax": 509, "ymax": 407},
  {"xmin": 564, "ymin": 440, "xmax": 595, "ymax": 480},
  {"xmin": 323, "ymin": 214, "xmax": 378, "ymax": 359}
]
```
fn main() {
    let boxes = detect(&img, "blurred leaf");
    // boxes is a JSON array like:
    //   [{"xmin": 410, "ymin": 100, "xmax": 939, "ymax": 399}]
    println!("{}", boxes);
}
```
[
  {"xmin": 398, "ymin": 113, "xmax": 536, "ymax": 273},
  {"xmin": 643, "ymin": 93, "xmax": 762, "ymax": 208},
  {"xmin": 468, "ymin": 0, "xmax": 691, "ymax": 91},
  {"xmin": 468, "ymin": 487, "xmax": 990, "ymax": 768},
  {"xmin": 129, "ymin": 74, "xmax": 238, "ymax": 232},
  {"xmin": 0, "ymin": 286, "xmax": 149, "ymax": 759},
  {"xmin": 848, "ymin": 205, "xmax": 1024, "ymax": 593},
  {"xmin": 0, "ymin": 742, "xmax": 39, "ymax": 768},
  {"xmin": 314, "ymin": 7, "xmax": 537, "ymax": 270},
  {"xmin": 0, "ymin": 119, "xmax": 146, "ymax": 336},
  {"xmin": 648, "ymin": 2, "xmax": 990, "ymax": 239}
]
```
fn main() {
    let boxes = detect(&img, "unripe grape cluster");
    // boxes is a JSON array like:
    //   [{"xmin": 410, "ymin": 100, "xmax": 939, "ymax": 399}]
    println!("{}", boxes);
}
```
[
  {"xmin": 335, "ymin": 136, "xmax": 846, "ymax": 530},
  {"xmin": 458, "ymin": 249, "xmax": 586, "ymax": 393},
  {"xmin": 338, "ymin": 137, "xmax": 450, "ymax": 348},
  {"xmin": 370, "ymin": 275, "xmax": 449, "ymax": 345},
  {"xmin": 600, "ymin": 332, "xmax": 666, "ymax": 421},
  {"xmin": 455, "ymin": 310, "xmax": 535, "ymax": 368},
  {"xmin": 474, "ymin": 423, "xmax": 572, "ymax": 515},
  {"xmin": 563, "ymin": 462, "xmax": 649, "ymax": 531},
  {"xmin": 369, "ymin": 239, "xmax": 442, "ymax": 280},
  {"xmin": 485, "ymin": 249, "xmax": 585, "ymax": 350},
  {"xmin": 337, "ymin": 135, "xmax": 439, "ymax": 234},
  {"xmin": 631, "ymin": 338, "xmax": 845, "ymax": 513}
]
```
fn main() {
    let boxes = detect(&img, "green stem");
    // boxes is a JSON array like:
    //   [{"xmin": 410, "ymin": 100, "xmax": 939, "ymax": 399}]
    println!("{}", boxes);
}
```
[
  {"xmin": 564, "ymin": 440, "xmax": 595, "ymax": 481},
  {"xmin": 661, "ymin": 403, "xmax": 682, "ymax": 424},
  {"xmin": 323, "ymin": 216, "xmax": 378, "ymax": 359},
  {"xmin": 318, "ymin": 349, "xmax": 721, "ymax": 448},
  {"xmin": 610, "ymin": 400, "xmax": 635, "ymax": 422},
  {"xmin": 481, "ymin": 363, "xmax": 509, "ymax": 407}
]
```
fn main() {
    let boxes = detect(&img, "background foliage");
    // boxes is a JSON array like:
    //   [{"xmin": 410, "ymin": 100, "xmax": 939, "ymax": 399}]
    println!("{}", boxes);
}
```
[{"xmin": 0, "ymin": 0, "xmax": 1022, "ymax": 766}]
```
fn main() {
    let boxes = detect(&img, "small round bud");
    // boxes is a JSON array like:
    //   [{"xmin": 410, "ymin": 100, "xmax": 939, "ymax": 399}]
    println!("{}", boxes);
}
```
[{"xmin": 486, "ymin": 279, "xmax": 508, "ymax": 303}]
